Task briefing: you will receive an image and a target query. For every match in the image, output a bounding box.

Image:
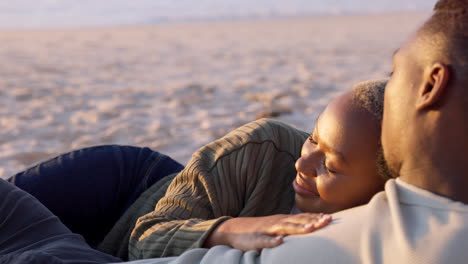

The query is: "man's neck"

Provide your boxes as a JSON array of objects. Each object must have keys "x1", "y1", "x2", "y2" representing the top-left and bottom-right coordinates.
[
  {"x1": 399, "y1": 160, "x2": 468, "y2": 204},
  {"x1": 400, "y1": 112, "x2": 468, "y2": 204}
]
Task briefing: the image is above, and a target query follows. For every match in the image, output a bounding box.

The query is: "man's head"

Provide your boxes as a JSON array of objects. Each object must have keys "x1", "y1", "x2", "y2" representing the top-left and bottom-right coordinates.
[{"x1": 382, "y1": 0, "x2": 468, "y2": 195}]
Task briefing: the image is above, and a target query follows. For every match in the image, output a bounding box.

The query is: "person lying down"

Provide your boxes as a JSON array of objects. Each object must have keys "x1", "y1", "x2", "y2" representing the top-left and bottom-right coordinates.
[
  {"x1": 99, "y1": 79, "x2": 392, "y2": 260},
  {"x1": 3, "y1": 80, "x2": 391, "y2": 263}
]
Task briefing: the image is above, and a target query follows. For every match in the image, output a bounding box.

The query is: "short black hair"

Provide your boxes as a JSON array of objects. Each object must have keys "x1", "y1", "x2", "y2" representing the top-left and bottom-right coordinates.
[
  {"x1": 419, "y1": 0, "x2": 468, "y2": 69},
  {"x1": 434, "y1": 0, "x2": 468, "y2": 11}
]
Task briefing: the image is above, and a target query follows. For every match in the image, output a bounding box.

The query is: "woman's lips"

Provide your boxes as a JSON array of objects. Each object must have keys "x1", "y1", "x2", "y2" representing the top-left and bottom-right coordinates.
[{"x1": 293, "y1": 175, "x2": 320, "y2": 197}]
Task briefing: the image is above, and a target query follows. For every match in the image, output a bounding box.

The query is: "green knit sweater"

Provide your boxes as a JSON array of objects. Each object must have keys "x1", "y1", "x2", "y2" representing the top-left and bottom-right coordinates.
[{"x1": 98, "y1": 119, "x2": 309, "y2": 260}]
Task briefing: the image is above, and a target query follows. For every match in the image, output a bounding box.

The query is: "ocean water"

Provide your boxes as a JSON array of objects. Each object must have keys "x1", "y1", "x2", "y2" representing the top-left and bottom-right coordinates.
[{"x1": 0, "y1": 0, "x2": 436, "y2": 29}]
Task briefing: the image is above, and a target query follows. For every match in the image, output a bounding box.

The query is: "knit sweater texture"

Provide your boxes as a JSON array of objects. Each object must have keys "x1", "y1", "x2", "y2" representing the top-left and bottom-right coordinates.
[{"x1": 98, "y1": 119, "x2": 309, "y2": 260}]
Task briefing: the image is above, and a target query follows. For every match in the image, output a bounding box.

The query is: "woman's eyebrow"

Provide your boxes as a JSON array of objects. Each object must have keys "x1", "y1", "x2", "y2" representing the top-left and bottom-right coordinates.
[
  {"x1": 314, "y1": 117, "x2": 348, "y2": 165},
  {"x1": 321, "y1": 139, "x2": 348, "y2": 165}
]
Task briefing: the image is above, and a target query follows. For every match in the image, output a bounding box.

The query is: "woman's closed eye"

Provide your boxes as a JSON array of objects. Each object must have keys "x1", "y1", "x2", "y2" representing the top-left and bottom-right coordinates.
[
  {"x1": 323, "y1": 160, "x2": 337, "y2": 174},
  {"x1": 308, "y1": 135, "x2": 318, "y2": 145}
]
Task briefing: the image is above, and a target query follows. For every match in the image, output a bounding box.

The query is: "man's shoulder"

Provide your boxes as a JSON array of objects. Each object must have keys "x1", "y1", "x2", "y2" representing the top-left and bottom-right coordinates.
[
  {"x1": 260, "y1": 179, "x2": 468, "y2": 263},
  {"x1": 260, "y1": 200, "x2": 376, "y2": 264}
]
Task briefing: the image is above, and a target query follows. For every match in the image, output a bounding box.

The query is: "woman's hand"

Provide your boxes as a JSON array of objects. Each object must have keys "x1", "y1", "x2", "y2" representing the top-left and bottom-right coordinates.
[{"x1": 203, "y1": 213, "x2": 332, "y2": 251}]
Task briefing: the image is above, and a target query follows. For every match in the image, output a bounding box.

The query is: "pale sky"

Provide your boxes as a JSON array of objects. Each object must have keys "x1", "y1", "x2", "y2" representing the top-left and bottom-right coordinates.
[{"x1": 0, "y1": 0, "x2": 437, "y2": 28}]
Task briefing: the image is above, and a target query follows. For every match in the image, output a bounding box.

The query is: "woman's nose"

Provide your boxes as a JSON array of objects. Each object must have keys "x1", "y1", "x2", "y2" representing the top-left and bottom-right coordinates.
[{"x1": 295, "y1": 149, "x2": 319, "y2": 177}]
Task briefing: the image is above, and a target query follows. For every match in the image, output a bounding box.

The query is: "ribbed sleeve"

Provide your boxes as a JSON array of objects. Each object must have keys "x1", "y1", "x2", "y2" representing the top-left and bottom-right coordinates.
[
  {"x1": 98, "y1": 175, "x2": 177, "y2": 259},
  {"x1": 109, "y1": 119, "x2": 308, "y2": 260}
]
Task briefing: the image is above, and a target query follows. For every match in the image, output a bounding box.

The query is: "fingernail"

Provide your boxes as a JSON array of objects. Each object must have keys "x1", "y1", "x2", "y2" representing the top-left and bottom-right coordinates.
[
  {"x1": 272, "y1": 236, "x2": 283, "y2": 242},
  {"x1": 320, "y1": 214, "x2": 332, "y2": 221},
  {"x1": 313, "y1": 215, "x2": 332, "y2": 227},
  {"x1": 304, "y1": 223, "x2": 314, "y2": 229}
]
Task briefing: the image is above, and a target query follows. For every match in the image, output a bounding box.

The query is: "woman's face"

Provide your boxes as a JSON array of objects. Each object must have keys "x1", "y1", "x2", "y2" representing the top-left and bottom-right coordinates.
[{"x1": 293, "y1": 92, "x2": 386, "y2": 214}]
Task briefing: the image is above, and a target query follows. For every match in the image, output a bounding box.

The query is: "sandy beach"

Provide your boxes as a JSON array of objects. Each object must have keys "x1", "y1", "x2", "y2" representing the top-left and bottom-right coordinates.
[{"x1": 0, "y1": 12, "x2": 429, "y2": 178}]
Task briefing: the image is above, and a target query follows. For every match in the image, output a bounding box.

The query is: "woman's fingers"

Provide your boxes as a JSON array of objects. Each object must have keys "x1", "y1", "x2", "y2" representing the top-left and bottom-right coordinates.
[
  {"x1": 267, "y1": 214, "x2": 332, "y2": 235},
  {"x1": 211, "y1": 214, "x2": 332, "y2": 252},
  {"x1": 252, "y1": 234, "x2": 284, "y2": 251},
  {"x1": 304, "y1": 214, "x2": 332, "y2": 231},
  {"x1": 229, "y1": 233, "x2": 284, "y2": 252}
]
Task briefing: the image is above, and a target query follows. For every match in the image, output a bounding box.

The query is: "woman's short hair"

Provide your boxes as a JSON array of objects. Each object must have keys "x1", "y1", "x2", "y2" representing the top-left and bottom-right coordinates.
[
  {"x1": 351, "y1": 79, "x2": 394, "y2": 180},
  {"x1": 351, "y1": 79, "x2": 387, "y2": 124}
]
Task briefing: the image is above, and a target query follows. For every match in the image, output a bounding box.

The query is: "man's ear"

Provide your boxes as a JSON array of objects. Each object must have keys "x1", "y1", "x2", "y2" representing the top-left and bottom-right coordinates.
[{"x1": 416, "y1": 63, "x2": 450, "y2": 110}]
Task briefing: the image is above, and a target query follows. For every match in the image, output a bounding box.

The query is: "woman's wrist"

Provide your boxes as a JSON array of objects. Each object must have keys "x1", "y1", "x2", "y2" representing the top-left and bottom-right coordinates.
[{"x1": 203, "y1": 218, "x2": 234, "y2": 248}]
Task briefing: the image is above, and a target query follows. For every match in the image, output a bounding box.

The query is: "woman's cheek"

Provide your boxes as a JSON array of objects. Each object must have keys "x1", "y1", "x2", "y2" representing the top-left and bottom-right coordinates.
[
  {"x1": 315, "y1": 177, "x2": 334, "y2": 201},
  {"x1": 317, "y1": 174, "x2": 347, "y2": 203}
]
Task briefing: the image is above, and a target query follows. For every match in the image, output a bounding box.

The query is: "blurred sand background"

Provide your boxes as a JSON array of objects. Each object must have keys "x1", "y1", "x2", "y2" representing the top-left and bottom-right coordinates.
[{"x1": 0, "y1": 13, "x2": 430, "y2": 178}]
